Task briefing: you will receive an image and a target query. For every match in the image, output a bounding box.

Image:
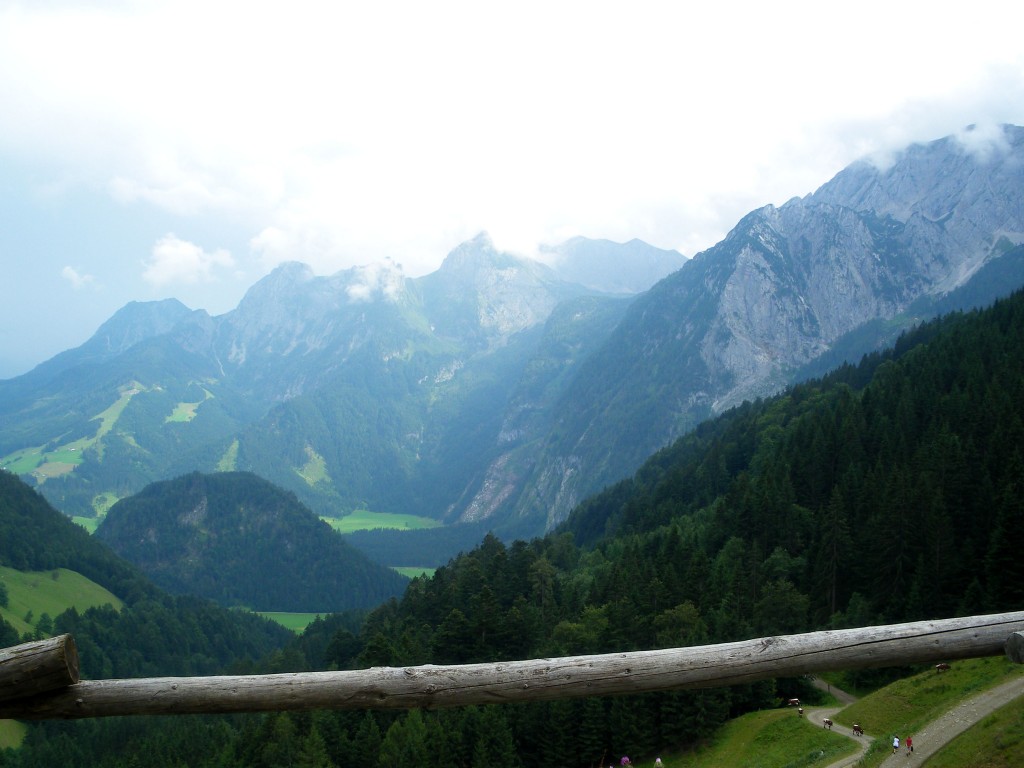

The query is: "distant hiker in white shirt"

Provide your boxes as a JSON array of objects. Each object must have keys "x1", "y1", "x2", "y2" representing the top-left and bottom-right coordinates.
[{"x1": 893, "y1": 736, "x2": 900, "y2": 754}]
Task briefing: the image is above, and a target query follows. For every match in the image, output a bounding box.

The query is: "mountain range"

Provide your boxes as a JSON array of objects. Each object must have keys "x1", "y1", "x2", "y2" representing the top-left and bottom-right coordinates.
[{"x1": 2, "y1": 124, "x2": 1023, "y2": 550}]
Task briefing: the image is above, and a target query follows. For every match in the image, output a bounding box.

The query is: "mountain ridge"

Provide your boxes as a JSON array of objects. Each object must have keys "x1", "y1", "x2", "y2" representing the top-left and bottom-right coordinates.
[{"x1": 3, "y1": 126, "x2": 1024, "y2": 544}]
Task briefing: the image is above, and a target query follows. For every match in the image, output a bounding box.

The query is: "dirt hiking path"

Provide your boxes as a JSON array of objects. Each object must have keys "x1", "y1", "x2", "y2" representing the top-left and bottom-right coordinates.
[
  {"x1": 803, "y1": 674, "x2": 1024, "y2": 768},
  {"x1": 801, "y1": 678, "x2": 869, "y2": 768},
  {"x1": 875, "y1": 675, "x2": 1024, "y2": 766}
]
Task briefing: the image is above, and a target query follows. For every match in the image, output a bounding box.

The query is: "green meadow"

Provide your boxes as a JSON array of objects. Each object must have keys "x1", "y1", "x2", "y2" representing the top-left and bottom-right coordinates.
[
  {"x1": 296, "y1": 446, "x2": 330, "y2": 486},
  {"x1": 666, "y1": 706, "x2": 856, "y2": 768},
  {"x1": 0, "y1": 567, "x2": 123, "y2": 750},
  {"x1": 0, "y1": 719, "x2": 27, "y2": 750},
  {"x1": 0, "y1": 383, "x2": 142, "y2": 479},
  {"x1": 72, "y1": 516, "x2": 100, "y2": 533},
  {"x1": 165, "y1": 388, "x2": 212, "y2": 423},
  {"x1": 655, "y1": 657, "x2": 1024, "y2": 768},
  {"x1": 0, "y1": 565, "x2": 123, "y2": 637},
  {"x1": 217, "y1": 439, "x2": 240, "y2": 471},
  {"x1": 393, "y1": 566, "x2": 436, "y2": 579},
  {"x1": 257, "y1": 612, "x2": 325, "y2": 632},
  {"x1": 321, "y1": 509, "x2": 442, "y2": 534},
  {"x1": 834, "y1": 657, "x2": 1024, "y2": 767}
]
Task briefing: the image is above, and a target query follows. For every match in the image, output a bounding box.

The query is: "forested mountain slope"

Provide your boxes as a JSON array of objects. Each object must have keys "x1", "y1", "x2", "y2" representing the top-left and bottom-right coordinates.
[
  {"x1": 96, "y1": 471, "x2": 410, "y2": 612},
  {"x1": 324, "y1": 290, "x2": 1024, "y2": 766},
  {"x1": 0, "y1": 470, "x2": 292, "y2": 679},
  {"x1": 3, "y1": 128, "x2": 1023, "y2": 550},
  {"x1": 5, "y1": 289, "x2": 1024, "y2": 768}
]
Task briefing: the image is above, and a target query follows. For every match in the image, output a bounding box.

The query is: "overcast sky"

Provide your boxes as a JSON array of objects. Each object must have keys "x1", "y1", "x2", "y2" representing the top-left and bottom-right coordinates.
[{"x1": 2, "y1": 0, "x2": 1024, "y2": 378}]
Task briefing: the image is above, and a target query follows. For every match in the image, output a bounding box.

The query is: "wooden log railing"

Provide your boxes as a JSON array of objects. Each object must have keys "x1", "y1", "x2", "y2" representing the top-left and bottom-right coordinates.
[
  {"x1": 0, "y1": 634, "x2": 79, "y2": 703},
  {"x1": 1, "y1": 612, "x2": 1022, "y2": 720}
]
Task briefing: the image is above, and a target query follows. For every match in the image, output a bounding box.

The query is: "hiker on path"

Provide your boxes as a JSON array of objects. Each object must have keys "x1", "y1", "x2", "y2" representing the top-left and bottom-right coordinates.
[
  {"x1": 906, "y1": 735, "x2": 913, "y2": 754},
  {"x1": 893, "y1": 736, "x2": 900, "y2": 754}
]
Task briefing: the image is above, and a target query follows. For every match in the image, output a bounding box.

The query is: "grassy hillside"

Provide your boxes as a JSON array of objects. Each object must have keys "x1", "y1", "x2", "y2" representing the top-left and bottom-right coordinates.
[
  {"x1": 926, "y1": 695, "x2": 1024, "y2": 768},
  {"x1": 656, "y1": 657, "x2": 1024, "y2": 767},
  {"x1": 0, "y1": 564, "x2": 123, "y2": 636},
  {"x1": 836, "y1": 657, "x2": 1024, "y2": 767},
  {"x1": 666, "y1": 707, "x2": 856, "y2": 767}
]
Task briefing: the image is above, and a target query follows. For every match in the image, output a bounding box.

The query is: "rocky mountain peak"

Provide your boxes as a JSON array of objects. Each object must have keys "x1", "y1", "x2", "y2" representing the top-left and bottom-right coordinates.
[{"x1": 92, "y1": 299, "x2": 195, "y2": 351}]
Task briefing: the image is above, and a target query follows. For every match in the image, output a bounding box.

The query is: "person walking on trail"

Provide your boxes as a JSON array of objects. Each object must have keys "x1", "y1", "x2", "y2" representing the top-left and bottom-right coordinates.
[
  {"x1": 906, "y1": 735, "x2": 913, "y2": 754},
  {"x1": 893, "y1": 736, "x2": 900, "y2": 754}
]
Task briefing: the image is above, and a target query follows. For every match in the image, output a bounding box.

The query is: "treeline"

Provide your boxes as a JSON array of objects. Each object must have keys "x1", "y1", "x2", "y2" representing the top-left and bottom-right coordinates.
[
  {"x1": 345, "y1": 520, "x2": 498, "y2": 568},
  {"x1": 6, "y1": 290, "x2": 1024, "y2": 767}
]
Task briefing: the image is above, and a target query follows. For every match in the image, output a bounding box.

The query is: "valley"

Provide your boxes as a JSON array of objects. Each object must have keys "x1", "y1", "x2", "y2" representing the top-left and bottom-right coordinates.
[{"x1": 2, "y1": 125, "x2": 1024, "y2": 767}]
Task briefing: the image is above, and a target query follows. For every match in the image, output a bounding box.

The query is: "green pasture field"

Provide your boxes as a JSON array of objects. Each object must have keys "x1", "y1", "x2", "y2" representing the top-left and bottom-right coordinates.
[
  {"x1": 0, "y1": 383, "x2": 142, "y2": 479},
  {"x1": 72, "y1": 516, "x2": 100, "y2": 534},
  {"x1": 321, "y1": 509, "x2": 442, "y2": 534},
  {"x1": 665, "y1": 705, "x2": 856, "y2": 767},
  {"x1": 296, "y1": 446, "x2": 330, "y2": 486},
  {"x1": 0, "y1": 565, "x2": 123, "y2": 637},
  {"x1": 648, "y1": 657, "x2": 1024, "y2": 768},
  {"x1": 835, "y1": 656, "x2": 1024, "y2": 767},
  {"x1": 257, "y1": 612, "x2": 325, "y2": 632},
  {"x1": 393, "y1": 567, "x2": 436, "y2": 579},
  {"x1": 165, "y1": 401, "x2": 201, "y2": 422},
  {"x1": 0, "y1": 719, "x2": 27, "y2": 750},
  {"x1": 217, "y1": 439, "x2": 239, "y2": 471},
  {"x1": 72, "y1": 492, "x2": 118, "y2": 534},
  {"x1": 165, "y1": 387, "x2": 212, "y2": 423},
  {"x1": 1, "y1": 445, "x2": 45, "y2": 474}
]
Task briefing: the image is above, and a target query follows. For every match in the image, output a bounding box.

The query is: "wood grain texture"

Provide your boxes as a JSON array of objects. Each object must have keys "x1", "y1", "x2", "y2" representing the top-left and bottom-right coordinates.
[
  {"x1": 0, "y1": 634, "x2": 79, "y2": 703},
  {"x1": 2, "y1": 612, "x2": 1022, "y2": 720}
]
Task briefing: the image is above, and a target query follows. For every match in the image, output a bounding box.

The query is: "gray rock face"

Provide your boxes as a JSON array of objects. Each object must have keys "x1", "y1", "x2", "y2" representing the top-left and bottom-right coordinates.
[
  {"x1": 487, "y1": 124, "x2": 1024, "y2": 530},
  {"x1": 6, "y1": 126, "x2": 1024, "y2": 541}
]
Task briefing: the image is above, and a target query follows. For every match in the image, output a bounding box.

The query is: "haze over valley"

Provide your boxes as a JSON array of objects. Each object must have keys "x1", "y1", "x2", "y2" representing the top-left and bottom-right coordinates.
[{"x1": 3, "y1": 4, "x2": 1024, "y2": 764}]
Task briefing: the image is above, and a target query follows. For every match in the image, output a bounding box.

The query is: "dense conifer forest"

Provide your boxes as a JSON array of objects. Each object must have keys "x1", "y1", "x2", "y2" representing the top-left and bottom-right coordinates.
[
  {"x1": 96, "y1": 471, "x2": 409, "y2": 612},
  {"x1": 4, "y1": 291, "x2": 1024, "y2": 767}
]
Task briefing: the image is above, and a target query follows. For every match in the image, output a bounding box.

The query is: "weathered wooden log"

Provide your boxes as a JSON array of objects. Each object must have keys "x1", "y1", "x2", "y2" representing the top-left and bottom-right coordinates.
[
  {"x1": 0, "y1": 634, "x2": 79, "y2": 703},
  {"x1": 2, "y1": 612, "x2": 1022, "y2": 720},
  {"x1": 1006, "y1": 631, "x2": 1024, "y2": 664}
]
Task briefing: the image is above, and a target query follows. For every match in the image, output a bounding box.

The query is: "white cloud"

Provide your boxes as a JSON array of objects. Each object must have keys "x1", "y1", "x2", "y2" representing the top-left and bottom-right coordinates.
[
  {"x1": 345, "y1": 261, "x2": 404, "y2": 303},
  {"x1": 61, "y1": 266, "x2": 96, "y2": 289},
  {"x1": 954, "y1": 122, "x2": 1012, "y2": 162},
  {"x1": 1, "y1": 1, "x2": 1023, "y2": 275},
  {"x1": 142, "y1": 234, "x2": 234, "y2": 287}
]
